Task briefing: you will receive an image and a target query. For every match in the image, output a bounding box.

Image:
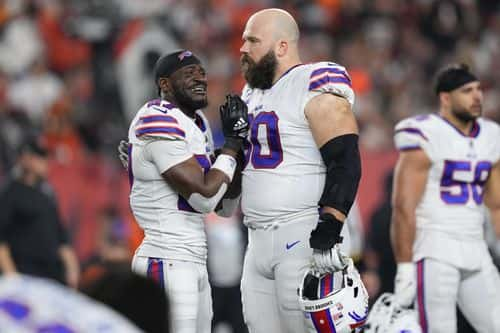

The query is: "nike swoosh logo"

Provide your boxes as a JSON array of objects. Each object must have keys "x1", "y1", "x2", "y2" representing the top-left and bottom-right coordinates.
[{"x1": 286, "y1": 240, "x2": 300, "y2": 250}]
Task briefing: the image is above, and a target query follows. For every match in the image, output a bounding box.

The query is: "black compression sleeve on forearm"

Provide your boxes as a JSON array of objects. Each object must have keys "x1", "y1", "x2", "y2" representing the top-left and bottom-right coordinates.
[{"x1": 319, "y1": 134, "x2": 361, "y2": 215}]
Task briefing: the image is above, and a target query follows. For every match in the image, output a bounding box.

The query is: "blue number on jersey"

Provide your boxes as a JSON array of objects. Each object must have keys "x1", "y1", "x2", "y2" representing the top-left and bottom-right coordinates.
[
  {"x1": 245, "y1": 112, "x2": 283, "y2": 169},
  {"x1": 440, "y1": 160, "x2": 492, "y2": 204}
]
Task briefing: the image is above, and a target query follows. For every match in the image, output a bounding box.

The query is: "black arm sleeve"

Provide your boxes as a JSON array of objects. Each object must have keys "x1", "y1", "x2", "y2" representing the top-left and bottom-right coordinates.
[{"x1": 318, "y1": 134, "x2": 361, "y2": 215}]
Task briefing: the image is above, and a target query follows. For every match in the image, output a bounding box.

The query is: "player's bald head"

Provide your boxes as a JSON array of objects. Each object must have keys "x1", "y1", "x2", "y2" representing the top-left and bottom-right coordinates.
[
  {"x1": 241, "y1": 8, "x2": 302, "y2": 88},
  {"x1": 246, "y1": 8, "x2": 299, "y2": 44}
]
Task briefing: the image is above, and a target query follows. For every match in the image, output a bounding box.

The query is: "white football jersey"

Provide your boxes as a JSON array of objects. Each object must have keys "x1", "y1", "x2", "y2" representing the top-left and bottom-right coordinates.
[
  {"x1": 394, "y1": 114, "x2": 500, "y2": 267},
  {"x1": 128, "y1": 99, "x2": 215, "y2": 263},
  {"x1": 240, "y1": 62, "x2": 355, "y2": 225}
]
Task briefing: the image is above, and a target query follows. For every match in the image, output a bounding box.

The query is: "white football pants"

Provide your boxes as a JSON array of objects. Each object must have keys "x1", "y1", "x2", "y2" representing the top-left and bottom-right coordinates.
[
  {"x1": 241, "y1": 216, "x2": 350, "y2": 333},
  {"x1": 415, "y1": 253, "x2": 500, "y2": 333},
  {"x1": 132, "y1": 255, "x2": 212, "y2": 333}
]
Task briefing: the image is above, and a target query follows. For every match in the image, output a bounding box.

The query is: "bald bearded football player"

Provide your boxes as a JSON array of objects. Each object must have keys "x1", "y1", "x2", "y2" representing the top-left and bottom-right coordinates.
[{"x1": 238, "y1": 8, "x2": 364, "y2": 333}]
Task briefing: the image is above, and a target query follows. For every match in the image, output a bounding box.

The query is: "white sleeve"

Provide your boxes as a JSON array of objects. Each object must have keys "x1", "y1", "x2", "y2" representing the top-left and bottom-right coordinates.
[
  {"x1": 145, "y1": 139, "x2": 192, "y2": 174},
  {"x1": 187, "y1": 154, "x2": 237, "y2": 213},
  {"x1": 187, "y1": 184, "x2": 228, "y2": 214},
  {"x1": 393, "y1": 118, "x2": 434, "y2": 160},
  {"x1": 305, "y1": 63, "x2": 355, "y2": 108}
]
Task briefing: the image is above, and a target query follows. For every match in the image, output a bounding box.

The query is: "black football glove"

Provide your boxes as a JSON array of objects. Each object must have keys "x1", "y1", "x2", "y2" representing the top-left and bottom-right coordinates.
[
  {"x1": 219, "y1": 94, "x2": 249, "y2": 152},
  {"x1": 309, "y1": 213, "x2": 344, "y2": 250}
]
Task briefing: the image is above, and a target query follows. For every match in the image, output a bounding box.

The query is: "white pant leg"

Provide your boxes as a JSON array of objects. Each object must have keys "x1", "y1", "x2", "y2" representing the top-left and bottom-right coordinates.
[
  {"x1": 196, "y1": 264, "x2": 213, "y2": 333},
  {"x1": 131, "y1": 255, "x2": 212, "y2": 333},
  {"x1": 241, "y1": 229, "x2": 282, "y2": 333},
  {"x1": 416, "y1": 258, "x2": 460, "y2": 333},
  {"x1": 242, "y1": 217, "x2": 352, "y2": 333},
  {"x1": 457, "y1": 251, "x2": 500, "y2": 333},
  {"x1": 274, "y1": 219, "x2": 315, "y2": 333}
]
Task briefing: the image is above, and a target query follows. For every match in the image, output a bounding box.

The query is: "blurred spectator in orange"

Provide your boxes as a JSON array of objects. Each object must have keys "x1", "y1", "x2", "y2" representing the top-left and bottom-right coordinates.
[
  {"x1": 43, "y1": 93, "x2": 85, "y2": 165},
  {"x1": 36, "y1": 0, "x2": 91, "y2": 73}
]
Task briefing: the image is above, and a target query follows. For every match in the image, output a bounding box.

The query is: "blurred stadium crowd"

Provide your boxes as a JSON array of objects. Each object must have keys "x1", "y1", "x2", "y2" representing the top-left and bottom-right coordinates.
[{"x1": 0, "y1": 0, "x2": 499, "y2": 330}]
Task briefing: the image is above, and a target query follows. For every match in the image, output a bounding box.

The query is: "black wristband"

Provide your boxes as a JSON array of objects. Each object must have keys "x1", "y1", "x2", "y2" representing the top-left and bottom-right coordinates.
[{"x1": 309, "y1": 212, "x2": 344, "y2": 250}]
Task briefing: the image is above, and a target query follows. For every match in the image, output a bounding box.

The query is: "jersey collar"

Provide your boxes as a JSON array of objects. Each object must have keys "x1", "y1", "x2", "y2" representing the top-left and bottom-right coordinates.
[
  {"x1": 437, "y1": 115, "x2": 481, "y2": 138},
  {"x1": 270, "y1": 63, "x2": 304, "y2": 89}
]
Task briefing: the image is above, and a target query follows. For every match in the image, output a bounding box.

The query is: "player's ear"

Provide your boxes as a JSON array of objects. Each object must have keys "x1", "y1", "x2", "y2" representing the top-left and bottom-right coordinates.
[
  {"x1": 439, "y1": 92, "x2": 450, "y2": 107},
  {"x1": 276, "y1": 39, "x2": 288, "y2": 58},
  {"x1": 158, "y1": 77, "x2": 171, "y2": 94}
]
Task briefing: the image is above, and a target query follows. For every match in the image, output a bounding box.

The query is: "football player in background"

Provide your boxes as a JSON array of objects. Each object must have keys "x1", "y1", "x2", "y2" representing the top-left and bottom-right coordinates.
[
  {"x1": 126, "y1": 50, "x2": 248, "y2": 333},
  {"x1": 238, "y1": 8, "x2": 363, "y2": 332},
  {"x1": 391, "y1": 64, "x2": 500, "y2": 332}
]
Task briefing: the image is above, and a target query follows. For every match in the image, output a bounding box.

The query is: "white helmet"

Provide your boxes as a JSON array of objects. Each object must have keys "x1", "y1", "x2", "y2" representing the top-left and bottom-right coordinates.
[
  {"x1": 364, "y1": 293, "x2": 422, "y2": 333},
  {"x1": 298, "y1": 260, "x2": 369, "y2": 333}
]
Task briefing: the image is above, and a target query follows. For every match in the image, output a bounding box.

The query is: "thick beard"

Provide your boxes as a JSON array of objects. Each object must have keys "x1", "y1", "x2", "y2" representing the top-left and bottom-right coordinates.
[
  {"x1": 241, "y1": 50, "x2": 278, "y2": 90},
  {"x1": 172, "y1": 85, "x2": 208, "y2": 112},
  {"x1": 451, "y1": 105, "x2": 480, "y2": 123}
]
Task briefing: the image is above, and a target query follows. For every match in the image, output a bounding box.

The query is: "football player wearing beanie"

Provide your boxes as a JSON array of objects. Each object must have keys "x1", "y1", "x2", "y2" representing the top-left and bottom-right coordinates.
[{"x1": 120, "y1": 50, "x2": 248, "y2": 333}]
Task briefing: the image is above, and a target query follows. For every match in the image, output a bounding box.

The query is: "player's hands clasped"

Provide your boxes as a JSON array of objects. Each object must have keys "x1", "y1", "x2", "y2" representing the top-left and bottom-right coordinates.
[
  {"x1": 394, "y1": 262, "x2": 417, "y2": 308},
  {"x1": 118, "y1": 140, "x2": 129, "y2": 169},
  {"x1": 219, "y1": 94, "x2": 249, "y2": 151}
]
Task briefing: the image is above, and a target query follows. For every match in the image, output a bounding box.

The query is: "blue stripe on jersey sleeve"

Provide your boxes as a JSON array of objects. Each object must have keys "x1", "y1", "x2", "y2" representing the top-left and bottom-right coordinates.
[
  {"x1": 310, "y1": 67, "x2": 351, "y2": 82},
  {"x1": 395, "y1": 127, "x2": 428, "y2": 141},
  {"x1": 309, "y1": 76, "x2": 352, "y2": 90},
  {"x1": 136, "y1": 127, "x2": 186, "y2": 138},
  {"x1": 140, "y1": 115, "x2": 178, "y2": 124}
]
